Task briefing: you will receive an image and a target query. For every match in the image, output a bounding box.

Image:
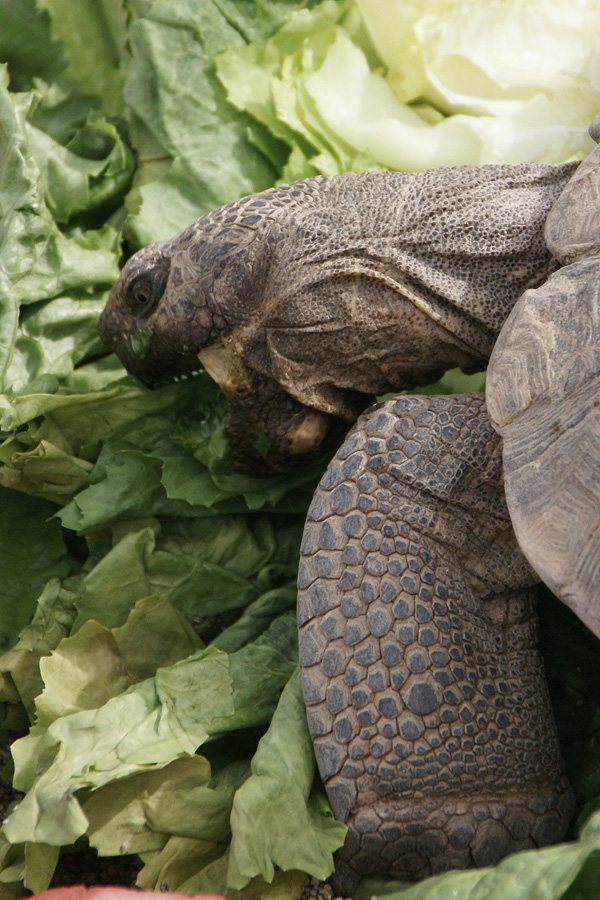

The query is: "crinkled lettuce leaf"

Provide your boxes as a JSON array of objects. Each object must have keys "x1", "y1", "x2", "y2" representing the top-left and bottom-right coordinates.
[
  {"x1": 0, "y1": 365, "x2": 328, "y2": 513},
  {"x1": 122, "y1": 0, "x2": 283, "y2": 247},
  {"x1": 0, "y1": 67, "x2": 127, "y2": 395},
  {"x1": 0, "y1": 513, "x2": 302, "y2": 718},
  {"x1": 3, "y1": 609, "x2": 297, "y2": 845}
]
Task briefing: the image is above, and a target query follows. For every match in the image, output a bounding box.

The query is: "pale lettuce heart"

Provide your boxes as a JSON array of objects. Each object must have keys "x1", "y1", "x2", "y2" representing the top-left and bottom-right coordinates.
[{"x1": 357, "y1": 0, "x2": 600, "y2": 163}]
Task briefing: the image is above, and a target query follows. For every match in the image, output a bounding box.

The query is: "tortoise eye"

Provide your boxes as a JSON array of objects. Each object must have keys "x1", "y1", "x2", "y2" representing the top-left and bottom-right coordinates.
[
  {"x1": 127, "y1": 269, "x2": 167, "y2": 318},
  {"x1": 132, "y1": 280, "x2": 152, "y2": 305}
]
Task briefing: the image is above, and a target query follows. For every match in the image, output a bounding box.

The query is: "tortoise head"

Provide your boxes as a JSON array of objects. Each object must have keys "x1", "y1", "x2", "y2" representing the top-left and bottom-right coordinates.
[{"x1": 99, "y1": 209, "x2": 269, "y2": 386}]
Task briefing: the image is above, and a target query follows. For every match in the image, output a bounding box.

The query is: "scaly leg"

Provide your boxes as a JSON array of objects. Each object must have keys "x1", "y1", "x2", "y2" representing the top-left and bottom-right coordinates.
[{"x1": 298, "y1": 394, "x2": 573, "y2": 890}]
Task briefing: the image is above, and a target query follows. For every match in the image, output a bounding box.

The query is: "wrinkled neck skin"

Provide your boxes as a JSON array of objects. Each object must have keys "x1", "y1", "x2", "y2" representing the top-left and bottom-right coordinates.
[{"x1": 99, "y1": 162, "x2": 576, "y2": 473}]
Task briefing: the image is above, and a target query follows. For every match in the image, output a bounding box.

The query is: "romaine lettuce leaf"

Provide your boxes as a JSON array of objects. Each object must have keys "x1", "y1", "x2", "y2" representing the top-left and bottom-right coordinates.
[
  {"x1": 37, "y1": 0, "x2": 127, "y2": 116},
  {"x1": 0, "y1": 0, "x2": 65, "y2": 91},
  {"x1": 3, "y1": 611, "x2": 298, "y2": 848},
  {"x1": 228, "y1": 669, "x2": 347, "y2": 888},
  {"x1": 0, "y1": 488, "x2": 71, "y2": 652},
  {"x1": 0, "y1": 68, "x2": 124, "y2": 394},
  {"x1": 122, "y1": 0, "x2": 282, "y2": 246}
]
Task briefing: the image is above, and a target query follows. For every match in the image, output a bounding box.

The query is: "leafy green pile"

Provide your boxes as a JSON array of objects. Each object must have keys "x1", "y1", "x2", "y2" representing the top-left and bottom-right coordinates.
[{"x1": 1, "y1": 2, "x2": 600, "y2": 900}]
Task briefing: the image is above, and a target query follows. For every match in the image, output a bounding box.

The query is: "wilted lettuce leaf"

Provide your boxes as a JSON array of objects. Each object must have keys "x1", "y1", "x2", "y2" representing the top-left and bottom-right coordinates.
[
  {"x1": 0, "y1": 578, "x2": 79, "y2": 722},
  {"x1": 83, "y1": 755, "x2": 216, "y2": 857},
  {"x1": 228, "y1": 669, "x2": 347, "y2": 888},
  {"x1": 3, "y1": 610, "x2": 298, "y2": 848},
  {"x1": 5, "y1": 644, "x2": 231, "y2": 844},
  {"x1": 70, "y1": 514, "x2": 302, "y2": 631},
  {"x1": 0, "y1": 513, "x2": 301, "y2": 725}
]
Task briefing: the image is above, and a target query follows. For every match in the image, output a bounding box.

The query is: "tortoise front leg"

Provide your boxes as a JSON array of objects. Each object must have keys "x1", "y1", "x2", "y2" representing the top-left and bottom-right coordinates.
[{"x1": 297, "y1": 393, "x2": 574, "y2": 890}]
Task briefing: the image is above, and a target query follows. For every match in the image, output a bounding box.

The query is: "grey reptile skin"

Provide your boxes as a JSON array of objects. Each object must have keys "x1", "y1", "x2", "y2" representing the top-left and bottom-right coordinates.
[{"x1": 99, "y1": 125, "x2": 600, "y2": 885}]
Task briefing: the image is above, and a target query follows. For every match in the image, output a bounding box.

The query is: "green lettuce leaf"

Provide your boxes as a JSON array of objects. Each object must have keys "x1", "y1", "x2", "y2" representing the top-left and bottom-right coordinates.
[
  {"x1": 0, "y1": 488, "x2": 71, "y2": 652},
  {"x1": 26, "y1": 111, "x2": 134, "y2": 225},
  {"x1": 70, "y1": 515, "x2": 301, "y2": 631},
  {"x1": 37, "y1": 0, "x2": 127, "y2": 116},
  {"x1": 0, "y1": 578, "x2": 88, "y2": 722},
  {"x1": 0, "y1": 0, "x2": 65, "y2": 91},
  {"x1": 3, "y1": 610, "x2": 297, "y2": 850},
  {"x1": 0, "y1": 512, "x2": 301, "y2": 728},
  {"x1": 122, "y1": 0, "x2": 282, "y2": 247},
  {"x1": 83, "y1": 756, "x2": 248, "y2": 860},
  {"x1": 228, "y1": 669, "x2": 347, "y2": 888},
  {"x1": 0, "y1": 68, "x2": 122, "y2": 394}
]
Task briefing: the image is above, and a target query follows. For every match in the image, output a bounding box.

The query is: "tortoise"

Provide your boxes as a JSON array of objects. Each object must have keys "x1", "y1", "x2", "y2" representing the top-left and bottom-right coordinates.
[{"x1": 98, "y1": 113, "x2": 600, "y2": 888}]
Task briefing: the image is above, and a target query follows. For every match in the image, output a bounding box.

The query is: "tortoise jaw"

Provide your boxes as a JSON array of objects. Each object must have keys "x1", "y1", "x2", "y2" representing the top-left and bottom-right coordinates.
[
  {"x1": 131, "y1": 348, "x2": 207, "y2": 387},
  {"x1": 99, "y1": 314, "x2": 205, "y2": 387}
]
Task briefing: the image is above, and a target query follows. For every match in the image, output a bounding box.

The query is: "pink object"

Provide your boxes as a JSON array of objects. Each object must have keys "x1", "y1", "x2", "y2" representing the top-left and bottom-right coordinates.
[{"x1": 31, "y1": 888, "x2": 226, "y2": 900}]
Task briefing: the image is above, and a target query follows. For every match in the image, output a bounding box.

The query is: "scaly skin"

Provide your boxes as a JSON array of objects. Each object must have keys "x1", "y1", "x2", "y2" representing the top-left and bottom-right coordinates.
[
  {"x1": 298, "y1": 394, "x2": 573, "y2": 889},
  {"x1": 99, "y1": 159, "x2": 580, "y2": 881}
]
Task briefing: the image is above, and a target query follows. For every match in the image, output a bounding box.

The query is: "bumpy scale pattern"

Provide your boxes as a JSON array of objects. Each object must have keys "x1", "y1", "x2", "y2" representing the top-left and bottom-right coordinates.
[{"x1": 297, "y1": 394, "x2": 573, "y2": 887}]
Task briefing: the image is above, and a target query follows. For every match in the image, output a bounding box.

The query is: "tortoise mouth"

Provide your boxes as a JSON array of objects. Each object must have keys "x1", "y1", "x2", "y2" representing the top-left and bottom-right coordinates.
[
  {"x1": 99, "y1": 303, "x2": 208, "y2": 387},
  {"x1": 127, "y1": 349, "x2": 206, "y2": 388}
]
